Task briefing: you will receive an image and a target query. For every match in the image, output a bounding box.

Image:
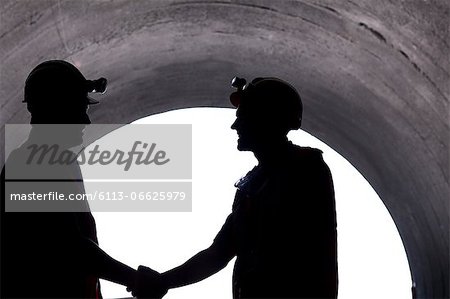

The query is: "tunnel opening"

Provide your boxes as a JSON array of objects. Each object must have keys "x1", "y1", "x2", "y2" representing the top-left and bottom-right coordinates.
[{"x1": 89, "y1": 107, "x2": 413, "y2": 298}]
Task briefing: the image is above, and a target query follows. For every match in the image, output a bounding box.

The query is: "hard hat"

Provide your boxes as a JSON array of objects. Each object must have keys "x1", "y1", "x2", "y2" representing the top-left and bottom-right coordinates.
[
  {"x1": 23, "y1": 60, "x2": 107, "y2": 106},
  {"x1": 230, "y1": 76, "x2": 303, "y2": 130}
]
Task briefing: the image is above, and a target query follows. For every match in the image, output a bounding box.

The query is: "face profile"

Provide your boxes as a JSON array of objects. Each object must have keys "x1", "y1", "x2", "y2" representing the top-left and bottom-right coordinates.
[
  {"x1": 23, "y1": 60, "x2": 105, "y2": 125},
  {"x1": 230, "y1": 77, "x2": 303, "y2": 153},
  {"x1": 231, "y1": 107, "x2": 267, "y2": 152}
]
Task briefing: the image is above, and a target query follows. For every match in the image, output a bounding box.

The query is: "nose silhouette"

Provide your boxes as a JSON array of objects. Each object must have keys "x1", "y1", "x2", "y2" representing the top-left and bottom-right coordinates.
[{"x1": 231, "y1": 118, "x2": 239, "y2": 130}]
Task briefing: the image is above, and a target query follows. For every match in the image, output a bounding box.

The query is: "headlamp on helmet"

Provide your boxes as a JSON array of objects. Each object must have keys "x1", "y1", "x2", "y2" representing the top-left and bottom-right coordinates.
[{"x1": 230, "y1": 76, "x2": 303, "y2": 130}]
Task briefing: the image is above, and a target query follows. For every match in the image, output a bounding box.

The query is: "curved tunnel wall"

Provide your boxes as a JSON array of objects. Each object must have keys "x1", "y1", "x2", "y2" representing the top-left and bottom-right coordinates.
[{"x1": 1, "y1": 1, "x2": 448, "y2": 297}]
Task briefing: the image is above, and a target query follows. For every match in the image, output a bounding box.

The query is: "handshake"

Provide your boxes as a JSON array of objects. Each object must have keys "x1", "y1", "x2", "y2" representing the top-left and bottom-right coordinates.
[{"x1": 128, "y1": 265, "x2": 169, "y2": 299}]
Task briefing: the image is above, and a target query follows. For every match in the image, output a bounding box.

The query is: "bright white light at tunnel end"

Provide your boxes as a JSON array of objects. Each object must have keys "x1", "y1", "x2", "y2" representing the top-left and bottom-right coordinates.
[{"x1": 93, "y1": 107, "x2": 412, "y2": 299}]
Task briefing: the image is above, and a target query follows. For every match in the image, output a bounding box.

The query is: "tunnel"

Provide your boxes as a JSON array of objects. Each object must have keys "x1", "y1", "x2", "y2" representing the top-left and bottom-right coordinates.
[{"x1": 0, "y1": 1, "x2": 448, "y2": 298}]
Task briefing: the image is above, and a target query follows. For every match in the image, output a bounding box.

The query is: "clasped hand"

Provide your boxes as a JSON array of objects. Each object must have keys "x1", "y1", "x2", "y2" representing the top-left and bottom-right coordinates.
[{"x1": 128, "y1": 265, "x2": 168, "y2": 299}]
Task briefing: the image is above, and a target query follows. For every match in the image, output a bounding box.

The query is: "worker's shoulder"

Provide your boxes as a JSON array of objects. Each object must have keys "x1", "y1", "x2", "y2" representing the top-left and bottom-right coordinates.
[
  {"x1": 290, "y1": 144, "x2": 325, "y2": 163},
  {"x1": 296, "y1": 145, "x2": 323, "y2": 155},
  {"x1": 285, "y1": 145, "x2": 332, "y2": 181}
]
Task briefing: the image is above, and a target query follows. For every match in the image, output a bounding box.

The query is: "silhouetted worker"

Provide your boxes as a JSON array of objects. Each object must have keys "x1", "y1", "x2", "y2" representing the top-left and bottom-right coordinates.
[
  {"x1": 132, "y1": 77, "x2": 338, "y2": 298},
  {"x1": 1, "y1": 60, "x2": 137, "y2": 298}
]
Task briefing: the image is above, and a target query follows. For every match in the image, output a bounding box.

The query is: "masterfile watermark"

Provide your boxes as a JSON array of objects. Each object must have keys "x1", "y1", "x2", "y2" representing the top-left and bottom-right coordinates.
[
  {"x1": 4, "y1": 124, "x2": 192, "y2": 212},
  {"x1": 26, "y1": 141, "x2": 170, "y2": 171}
]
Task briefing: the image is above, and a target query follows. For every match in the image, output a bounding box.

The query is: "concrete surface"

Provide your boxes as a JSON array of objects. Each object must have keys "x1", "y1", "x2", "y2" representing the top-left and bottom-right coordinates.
[{"x1": 0, "y1": 1, "x2": 448, "y2": 297}]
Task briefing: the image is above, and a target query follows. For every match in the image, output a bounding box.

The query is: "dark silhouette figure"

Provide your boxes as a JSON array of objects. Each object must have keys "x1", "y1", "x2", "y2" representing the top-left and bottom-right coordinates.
[
  {"x1": 1, "y1": 60, "x2": 136, "y2": 298},
  {"x1": 131, "y1": 77, "x2": 338, "y2": 298}
]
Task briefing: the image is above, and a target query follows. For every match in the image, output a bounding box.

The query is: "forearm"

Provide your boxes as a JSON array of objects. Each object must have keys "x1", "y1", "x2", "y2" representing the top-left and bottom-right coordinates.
[
  {"x1": 161, "y1": 246, "x2": 231, "y2": 289},
  {"x1": 82, "y1": 237, "x2": 136, "y2": 287}
]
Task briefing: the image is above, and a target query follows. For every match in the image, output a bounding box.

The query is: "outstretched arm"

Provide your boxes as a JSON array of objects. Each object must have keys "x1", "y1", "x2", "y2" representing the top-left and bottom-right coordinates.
[
  {"x1": 132, "y1": 242, "x2": 233, "y2": 298},
  {"x1": 161, "y1": 242, "x2": 233, "y2": 288},
  {"x1": 161, "y1": 212, "x2": 237, "y2": 289},
  {"x1": 133, "y1": 214, "x2": 236, "y2": 297},
  {"x1": 81, "y1": 237, "x2": 137, "y2": 288}
]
